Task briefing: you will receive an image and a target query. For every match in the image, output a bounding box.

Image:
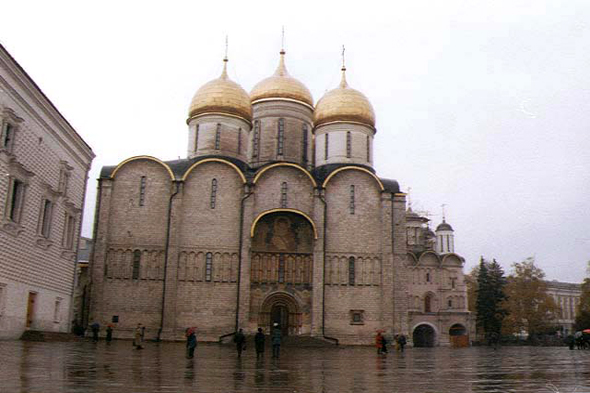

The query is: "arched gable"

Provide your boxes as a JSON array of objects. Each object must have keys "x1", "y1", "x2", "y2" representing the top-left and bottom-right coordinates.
[
  {"x1": 418, "y1": 251, "x2": 441, "y2": 267},
  {"x1": 253, "y1": 163, "x2": 317, "y2": 187},
  {"x1": 250, "y1": 208, "x2": 318, "y2": 239},
  {"x1": 181, "y1": 157, "x2": 247, "y2": 183},
  {"x1": 407, "y1": 252, "x2": 419, "y2": 266},
  {"x1": 442, "y1": 253, "x2": 464, "y2": 267},
  {"x1": 321, "y1": 166, "x2": 384, "y2": 190},
  {"x1": 111, "y1": 155, "x2": 174, "y2": 180}
]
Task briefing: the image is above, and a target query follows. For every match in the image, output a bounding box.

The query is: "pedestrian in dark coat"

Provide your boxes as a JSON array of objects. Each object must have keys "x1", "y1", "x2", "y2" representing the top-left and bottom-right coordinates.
[
  {"x1": 90, "y1": 322, "x2": 100, "y2": 342},
  {"x1": 397, "y1": 334, "x2": 407, "y2": 352},
  {"x1": 106, "y1": 324, "x2": 114, "y2": 343},
  {"x1": 271, "y1": 323, "x2": 282, "y2": 358},
  {"x1": 234, "y1": 328, "x2": 246, "y2": 358},
  {"x1": 186, "y1": 327, "x2": 197, "y2": 359},
  {"x1": 254, "y1": 328, "x2": 265, "y2": 359}
]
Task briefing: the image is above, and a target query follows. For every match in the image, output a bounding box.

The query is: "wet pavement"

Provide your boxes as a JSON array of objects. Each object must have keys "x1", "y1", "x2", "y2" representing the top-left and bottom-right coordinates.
[{"x1": 0, "y1": 340, "x2": 589, "y2": 393}]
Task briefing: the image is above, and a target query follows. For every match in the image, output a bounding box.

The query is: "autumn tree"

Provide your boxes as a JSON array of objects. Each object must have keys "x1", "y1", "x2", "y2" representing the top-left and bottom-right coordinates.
[
  {"x1": 475, "y1": 257, "x2": 507, "y2": 339},
  {"x1": 501, "y1": 257, "x2": 558, "y2": 339}
]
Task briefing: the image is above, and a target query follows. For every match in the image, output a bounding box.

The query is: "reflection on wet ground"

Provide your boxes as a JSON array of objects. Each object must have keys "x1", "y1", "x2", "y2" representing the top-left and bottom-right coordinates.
[{"x1": 0, "y1": 340, "x2": 588, "y2": 393}]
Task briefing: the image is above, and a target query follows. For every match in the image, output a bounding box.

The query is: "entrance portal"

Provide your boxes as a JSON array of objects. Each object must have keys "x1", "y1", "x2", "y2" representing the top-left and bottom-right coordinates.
[
  {"x1": 449, "y1": 323, "x2": 469, "y2": 348},
  {"x1": 413, "y1": 324, "x2": 436, "y2": 347},
  {"x1": 270, "y1": 304, "x2": 289, "y2": 336},
  {"x1": 260, "y1": 292, "x2": 301, "y2": 336}
]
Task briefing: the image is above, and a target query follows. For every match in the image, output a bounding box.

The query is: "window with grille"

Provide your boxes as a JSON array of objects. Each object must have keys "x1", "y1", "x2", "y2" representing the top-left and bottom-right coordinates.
[
  {"x1": 324, "y1": 133, "x2": 329, "y2": 160},
  {"x1": 132, "y1": 250, "x2": 141, "y2": 279},
  {"x1": 139, "y1": 176, "x2": 146, "y2": 206},
  {"x1": 210, "y1": 179, "x2": 217, "y2": 209},
  {"x1": 277, "y1": 118, "x2": 285, "y2": 156},
  {"x1": 280, "y1": 182, "x2": 288, "y2": 208},
  {"x1": 346, "y1": 131, "x2": 352, "y2": 158},
  {"x1": 348, "y1": 256, "x2": 355, "y2": 285},
  {"x1": 278, "y1": 255, "x2": 285, "y2": 283},
  {"x1": 215, "y1": 124, "x2": 221, "y2": 150},
  {"x1": 349, "y1": 185, "x2": 355, "y2": 215},
  {"x1": 302, "y1": 125, "x2": 308, "y2": 163},
  {"x1": 205, "y1": 252, "x2": 213, "y2": 282},
  {"x1": 252, "y1": 120, "x2": 260, "y2": 158},
  {"x1": 40, "y1": 199, "x2": 53, "y2": 238}
]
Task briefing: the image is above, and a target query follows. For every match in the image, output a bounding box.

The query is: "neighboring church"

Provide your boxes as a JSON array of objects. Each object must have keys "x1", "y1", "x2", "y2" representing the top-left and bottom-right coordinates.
[{"x1": 88, "y1": 47, "x2": 471, "y2": 346}]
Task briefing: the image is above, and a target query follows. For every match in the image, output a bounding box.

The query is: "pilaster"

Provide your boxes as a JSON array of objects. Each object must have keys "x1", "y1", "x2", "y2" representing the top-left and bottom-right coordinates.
[{"x1": 311, "y1": 187, "x2": 326, "y2": 336}]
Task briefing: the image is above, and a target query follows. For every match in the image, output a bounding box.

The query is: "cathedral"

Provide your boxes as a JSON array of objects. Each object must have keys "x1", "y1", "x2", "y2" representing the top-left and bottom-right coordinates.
[{"x1": 88, "y1": 47, "x2": 471, "y2": 346}]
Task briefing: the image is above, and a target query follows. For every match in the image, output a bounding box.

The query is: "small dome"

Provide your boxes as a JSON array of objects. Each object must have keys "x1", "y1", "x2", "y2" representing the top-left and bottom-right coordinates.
[
  {"x1": 250, "y1": 51, "x2": 313, "y2": 107},
  {"x1": 188, "y1": 59, "x2": 252, "y2": 122},
  {"x1": 314, "y1": 67, "x2": 375, "y2": 128},
  {"x1": 436, "y1": 221, "x2": 454, "y2": 232}
]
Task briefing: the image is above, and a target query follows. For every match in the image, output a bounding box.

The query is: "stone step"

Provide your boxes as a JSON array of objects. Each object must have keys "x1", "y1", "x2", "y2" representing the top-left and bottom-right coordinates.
[{"x1": 20, "y1": 331, "x2": 84, "y2": 342}]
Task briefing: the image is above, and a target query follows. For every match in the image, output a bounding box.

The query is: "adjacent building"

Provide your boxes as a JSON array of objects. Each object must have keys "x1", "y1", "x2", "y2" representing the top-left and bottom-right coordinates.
[
  {"x1": 88, "y1": 48, "x2": 470, "y2": 345},
  {"x1": 0, "y1": 44, "x2": 94, "y2": 339},
  {"x1": 546, "y1": 280, "x2": 582, "y2": 335}
]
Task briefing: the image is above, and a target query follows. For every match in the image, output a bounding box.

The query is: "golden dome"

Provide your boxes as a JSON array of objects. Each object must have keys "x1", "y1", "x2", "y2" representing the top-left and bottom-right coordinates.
[
  {"x1": 188, "y1": 59, "x2": 252, "y2": 123},
  {"x1": 314, "y1": 67, "x2": 375, "y2": 128},
  {"x1": 250, "y1": 51, "x2": 314, "y2": 107}
]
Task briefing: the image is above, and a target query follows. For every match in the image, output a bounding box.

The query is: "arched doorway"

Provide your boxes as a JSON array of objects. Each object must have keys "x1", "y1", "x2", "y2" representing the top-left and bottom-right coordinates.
[
  {"x1": 449, "y1": 323, "x2": 469, "y2": 348},
  {"x1": 260, "y1": 292, "x2": 302, "y2": 336},
  {"x1": 413, "y1": 324, "x2": 436, "y2": 347}
]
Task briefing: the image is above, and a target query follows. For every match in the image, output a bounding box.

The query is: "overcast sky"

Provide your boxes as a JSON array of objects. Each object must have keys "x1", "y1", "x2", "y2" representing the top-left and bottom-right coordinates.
[{"x1": 2, "y1": 0, "x2": 589, "y2": 282}]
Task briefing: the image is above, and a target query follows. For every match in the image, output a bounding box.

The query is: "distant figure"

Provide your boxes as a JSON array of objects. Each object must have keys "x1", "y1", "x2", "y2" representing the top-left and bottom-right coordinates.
[
  {"x1": 271, "y1": 323, "x2": 282, "y2": 358},
  {"x1": 234, "y1": 328, "x2": 246, "y2": 358},
  {"x1": 397, "y1": 334, "x2": 407, "y2": 352},
  {"x1": 254, "y1": 328, "x2": 266, "y2": 359},
  {"x1": 90, "y1": 322, "x2": 100, "y2": 342},
  {"x1": 186, "y1": 327, "x2": 197, "y2": 359},
  {"x1": 564, "y1": 334, "x2": 575, "y2": 350},
  {"x1": 134, "y1": 323, "x2": 144, "y2": 349},
  {"x1": 382, "y1": 335, "x2": 388, "y2": 353},
  {"x1": 488, "y1": 332, "x2": 500, "y2": 349},
  {"x1": 106, "y1": 324, "x2": 114, "y2": 343},
  {"x1": 375, "y1": 332, "x2": 384, "y2": 354}
]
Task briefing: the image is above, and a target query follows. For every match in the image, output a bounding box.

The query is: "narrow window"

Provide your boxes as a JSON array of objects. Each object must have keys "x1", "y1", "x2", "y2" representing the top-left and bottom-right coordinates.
[
  {"x1": 324, "y1": 133, "x2": 329, "y2": 160},
  {"x1": 451, "y1": 278, "x2": 456, "y2": 289},
  {"x1": 425, "y1": 294, "x2": 432, "y2": 313},
  {"x1": 448, "y1": 299, "x2": 453, "y2": 309},
  {"x1": 252, "y1": 120, "x2": 260, "y2": 158},
  {"x1": 426, "y1": 272, "x2": 431, "y2": 283},
  {"x1": 9, "y1": 179, "x2": 24, "y2": 222},
  {"x1": 210, "y1": 179, "x2": 217, "y2": 209},
  {"x1": 302, "y1": 124, "x2": 308, "y2": 164},
  {"x1": 132, "y1": 250, "x2": 141, "y2": 279},
  {"x1": 58, "y1": 170, "x2": 69, "y2": 195},
  {"x1": 53, "y1": 298, "x2": 62, "y2": 322},
  {"x1": 139, "y1": 176, "x2": 146, "y2": 206},
  {"x1": 346, "y1": 131, "x2": 352, "y2": 158},
  {"x1": 280, "y1": 182, "x2": 288, "y2": 208},
  {"x1": 277, "y1": 118, "x2": 285, "y2": 156},
  {"x1": 64, "y1": 214, "x2": 76, "y2": 249},
  {"x1": 278, "y1": 254, "x2": 285, "y2": 283},
  {"x1": 348, "y1": 256, "x2": 355, "y2": 285},
  {"x1": 215, "y1": 123, "x2": 221, "y2": 150},
  {"x1": 2, "y1": 123, "x2": 13, "y2": 150},
  {"x1": 349, "y1": 185, "x2": 355, "y2": 215},
  {"x1": 446, "y1": 236, "x2": 450, "y2": 252},
  {"x1": 40, "y1": 199, "x2": 53, "y2": 238},
  {"x1": 237, "y1": 128, "x2": 242, "y2": 154},
  {"x1": 205, "y1": 252, "x2": 213, "y2": 282},
  {"x1": 195, "y1": 124, "x2": 199, "y2": 152},
  {"x1": 366, "y1": 135, "x2": 370, "y2": 162}
]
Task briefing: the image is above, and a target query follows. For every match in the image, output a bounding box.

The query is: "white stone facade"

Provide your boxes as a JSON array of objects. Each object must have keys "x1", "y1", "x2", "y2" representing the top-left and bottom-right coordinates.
[
  {"x1": 546, "y1": 280, "x2": 582, "y2": 335},
  {"x1": 0, "y1": 44, "x2": 94, "y2": 339}
]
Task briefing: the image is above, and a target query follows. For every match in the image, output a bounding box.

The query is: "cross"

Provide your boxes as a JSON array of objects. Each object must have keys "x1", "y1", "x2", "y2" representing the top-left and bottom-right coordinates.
[
  {"x1": 441, "y1": 204, "x2": 447, "y2": 221},
  {"x1": 406, "y1": 186, "x2": 412, "y2": 209},
  {"x1": 281, "y1": 26, "x2": 285, "y2": 51},
  {"x1": 224, "y1": 36, "x2": 228, "y2": 61},
  {"x1": 341, "y1": 45, "x2": 346, "y2": 69}
]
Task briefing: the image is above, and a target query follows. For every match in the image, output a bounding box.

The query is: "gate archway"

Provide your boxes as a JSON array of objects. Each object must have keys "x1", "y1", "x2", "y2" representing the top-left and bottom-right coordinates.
[
  {"x1": 449, "y1": 323, "x2": 469, "y2": 348},
  {"x1": 259, "y1": 292, "x2": 302, "y2": 336},
  {"x1": 413, "y1": 324, "x2": 436, "y2": 347}
]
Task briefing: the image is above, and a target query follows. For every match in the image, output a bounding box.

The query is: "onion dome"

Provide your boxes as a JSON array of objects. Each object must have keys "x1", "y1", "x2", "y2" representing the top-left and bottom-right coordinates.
[
  {"x1": 436, "y1": 220, "x2": 454, "y2": 232},
  {"x1": 250, "y1": 50, "x2": 314, "y2": 107},
  {"x1": 314, "y1": 66, "x2": 375, "y2": 128},
  {"x1": 188, "y1": 58, "x2": 252, "y2": 123}
]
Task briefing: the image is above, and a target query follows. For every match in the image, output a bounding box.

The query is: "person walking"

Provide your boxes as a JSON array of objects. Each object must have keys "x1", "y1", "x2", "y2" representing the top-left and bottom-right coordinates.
[
  {"x1": 397, "y1": 334, "x2": 407, "y2": 352},
  {"x1": 186, "y1": 327, "x2": 197, "y2": 359},
  {"x1": 90, "y1": 322, "x2": 100, "y2": 343},
  {"x1": 133, "y1": 323, "x2": 144, "y2": 349},
  {"x1": 375, "y1": 332, "x2": 384, "y2": 354},
  {"x1": 234, "y1": 328, "x2": 246, "y2": 358},
  {"x1": 271, "y1": 323, "x2": 282, "y2": 359},
  {"x1": 254, "y1": 328, "x2": 266, "y2": 359},
  {"x1": 106, "y1": 324, "x2": 114, "y2": 343}
]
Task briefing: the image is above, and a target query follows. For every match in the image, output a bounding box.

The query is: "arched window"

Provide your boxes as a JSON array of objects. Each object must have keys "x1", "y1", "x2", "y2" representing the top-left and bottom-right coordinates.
[
  {"x1": 195, "y1": 124, "x2": 199, "y2": 152},
  {"x1": 366, "y1": 135, "x2": 370, "y2": 161},
  {"x1": 448, "y1": 299, "x2": 453, "y2": 309},
  {"x1": 215, "y1": 124, "x2": 221, "y2": 150},
  {"x1": 348, "y1": 256, "x2": 355, "y2": 285},
  {"x1": 424, "y1": 294, "x2": 432, "y2": 313},
  {"x1": 205, "y1": 252, "x2": 213, "y2": 282},
  {"x1": 349, "y1": 185, "x2": 355, "y2": 215},
  {"x1": 132, "y1": 250, "x2": 141, "y2": 280},
  {"x1": 237, "y1": 128, "x2": 242, "y2": 154},
  {"x1": 324, "y1": 133, "x2": 329, "y2": 160},
  {"x1": 426, "y1": 272, "x2": 431, "y2": 283},
  {"x1": 346, "y1": 131, "x2": 352, "y2": 158},
  {"x1": 277, "y1": 118, "x2": 285, "y2": 156},
  {"x1": 278, "y1": 254, "x2": 285, "y2": 283},
  {"x1": 139, "y1": 176, "x2": 146, "y2": 206},
  {"x1": 252, "y1": 120, "x2": 260, "y2": 158},
  {"x1": 280, "y1": 182, "x2": 288, "y2": 208},
  {"x1": 302, "y1": 124, "x2": 308, "y2": 164},
  {"x1": 210, "y1": 179, "x2": 217, "y2": 209}
]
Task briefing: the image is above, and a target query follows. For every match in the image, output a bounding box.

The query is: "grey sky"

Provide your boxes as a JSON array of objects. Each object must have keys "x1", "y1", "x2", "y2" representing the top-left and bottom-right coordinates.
[{"x1": 2, "y1": 0, "x2": 589, "y2": 282}]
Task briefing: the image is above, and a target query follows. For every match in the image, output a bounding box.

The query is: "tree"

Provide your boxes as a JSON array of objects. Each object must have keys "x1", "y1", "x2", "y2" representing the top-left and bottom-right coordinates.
[
  {"x1": 501, "y1": 257, "x2": 559, "y2": 339},
  {"x1": 574, "y1": 261, "x2": 590, "y2": 330},
  {"x1": 475, "y1": 257, "x2": 507, "y2": 339},
  {"x1": 465, "y1": 266, "x2": 478, "y2": 313}
]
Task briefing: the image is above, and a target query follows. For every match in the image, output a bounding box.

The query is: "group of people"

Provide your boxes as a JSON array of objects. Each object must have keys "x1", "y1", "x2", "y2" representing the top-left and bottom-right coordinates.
[
  {"x1": 375, "y1": 332, "x2": 407, "y2": 354},
  {"x1": 88, "y1": 322, "x2": 115, "y2": 343},
  {"x1": 565, "y1": 331, "x2": 590, "y2": 350},
  {"x1": 185, "y1": 323, "x2": 284, "y2": 360}
]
